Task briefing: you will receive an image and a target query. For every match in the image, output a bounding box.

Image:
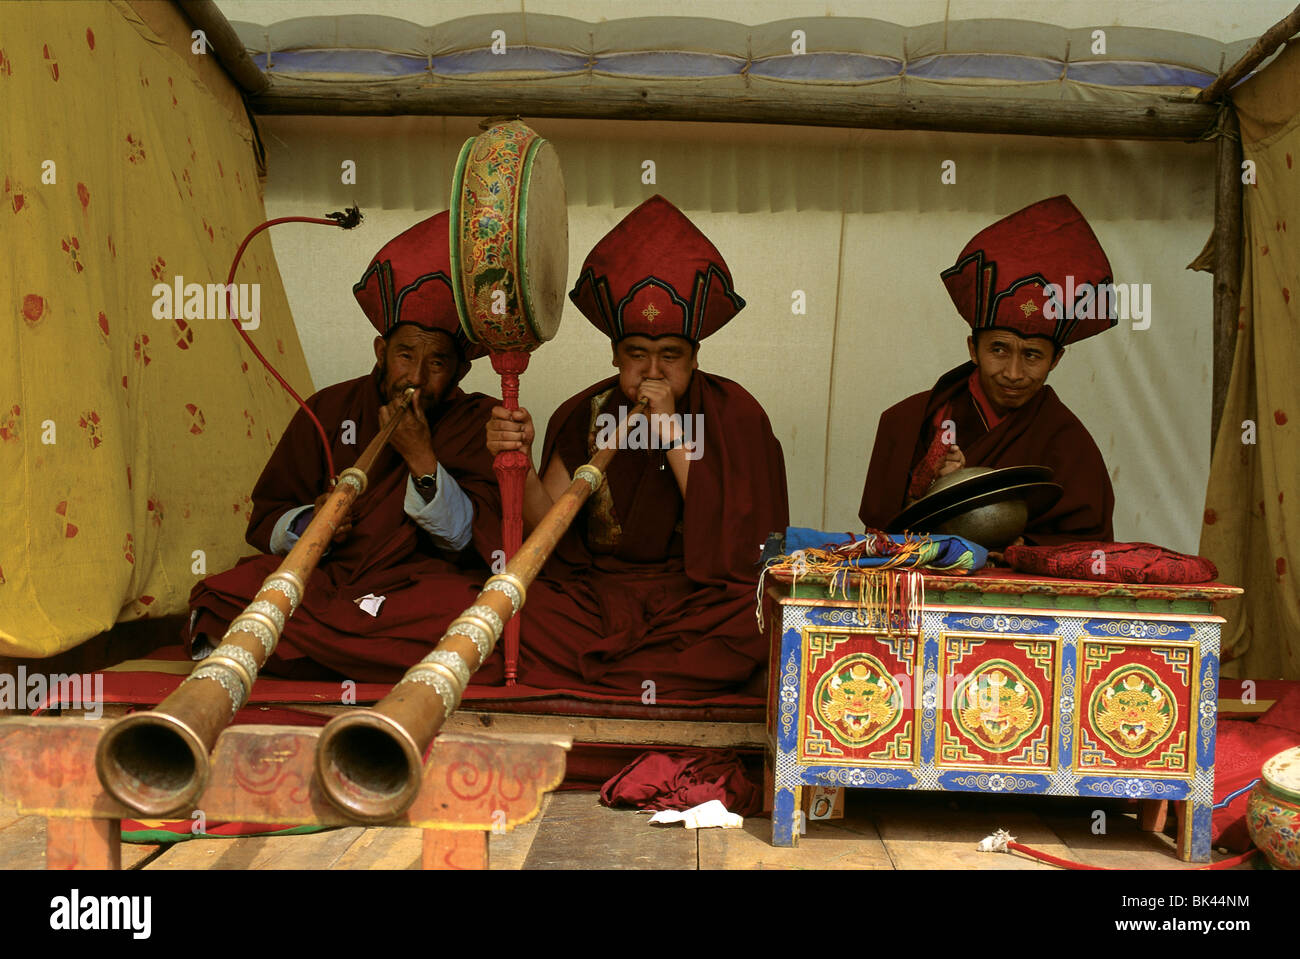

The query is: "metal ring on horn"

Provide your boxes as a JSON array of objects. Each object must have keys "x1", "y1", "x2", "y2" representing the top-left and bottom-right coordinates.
[
  {"x1": 227, "y1": 610, "x2": 282, "y2": 656},
  {"x1": 201, "y1": 653, "x2": 256, "y2": 698},
  {"x1": 453, "y1": 607, "x2": 503, "y2": 641},
  {"x1": 418, "y1": 649, "x2": 473, "y2": 688},
  {"x1": 223, "y1": 616, "x2": 276, "y2": 659},
  {"x1": 442, "y1": 620, "x2": 494, "y2": 662},
  {"x1": 574, "y1": 464, "x2": 604, "y2": 492},
  {"x1": 399, "y1": 662, "x2": 463, "y2": 719},
  {"x1": 337, "y1": 467, "x2": 367, "y2": 495},
  {"x1": 261, "y1": 572, "x2": 304, "y2": 613},
  {"x1": 483, "y1": 573, "x2": 526, "y2": 613},
  {"x1": 244, "y1": 599, "x2": 286, "y2": 632}
]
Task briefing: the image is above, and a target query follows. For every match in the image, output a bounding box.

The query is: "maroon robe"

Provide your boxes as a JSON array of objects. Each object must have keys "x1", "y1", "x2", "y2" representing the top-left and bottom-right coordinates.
[
  {"x1": 188, "y1": 372, "x2": 503, "y2": 681},
  {"x1": 493, "y1": 370, "x2": 788, "y2": 699},
  {"x1": 859, "y1": 362, "x2": 1114, "y2": 546}
]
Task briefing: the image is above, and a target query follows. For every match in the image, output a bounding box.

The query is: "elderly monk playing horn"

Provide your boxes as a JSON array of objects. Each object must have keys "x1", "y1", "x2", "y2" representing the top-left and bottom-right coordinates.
[
  {"x1": 484, "y1": 195, "x2": 790, "y2": 699},
  {"x1": 859, "y1": 195, "x2": 1116, "y2": 546},
  {"x1": 188, "y1": 213, "x2": 503, "y2": 680}
]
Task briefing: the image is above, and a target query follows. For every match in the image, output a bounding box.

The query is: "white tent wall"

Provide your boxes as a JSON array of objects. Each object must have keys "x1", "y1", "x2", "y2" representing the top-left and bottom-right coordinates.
[{"x1": 259, "y1": 114, "x2": 1213, "y2": 552}]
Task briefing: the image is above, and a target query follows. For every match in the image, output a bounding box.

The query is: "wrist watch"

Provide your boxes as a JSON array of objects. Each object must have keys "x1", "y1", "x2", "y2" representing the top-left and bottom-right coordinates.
[{"x1": 413, "y1": 471, "x2": 438, "y2": 499}]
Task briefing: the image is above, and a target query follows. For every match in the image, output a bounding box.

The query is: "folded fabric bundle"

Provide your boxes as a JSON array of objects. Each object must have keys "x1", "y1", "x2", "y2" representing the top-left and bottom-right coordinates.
[
  {"x1": 757, "y1": 527, "x2": 985, "y2": 633},
  {"x1": 600, "y1": 748, "x2": 762, "y2": 817},
  {"x1": 1002, "y1": 541, "x2": 1218, "y2": 585},
  {"x1": 782, "y1": 526, "x2": 987, "y2": 572}
]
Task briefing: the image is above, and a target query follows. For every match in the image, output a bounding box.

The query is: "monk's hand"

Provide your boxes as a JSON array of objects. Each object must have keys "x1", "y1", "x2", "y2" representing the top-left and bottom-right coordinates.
[
  {"x1": 313, "y1": 491, "x2": 354, "y2": 544},
  {"x1": 937, "y1": 444, "x2": 965, "y2": 478},
  {"x1": 383, "y1": 388, "x2": 438, "y2": 476},
  {"x1": 637, "y1": 378, "x2": 675, "y2": 420},
  {"x1": 487, "y1": 405, "x2": 534, "y2": 460}
]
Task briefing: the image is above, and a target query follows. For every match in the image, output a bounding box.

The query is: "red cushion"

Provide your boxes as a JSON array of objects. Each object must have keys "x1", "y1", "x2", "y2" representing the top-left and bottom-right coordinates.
[{"x1": 1003, "y1": 541, "x2": 1218, "y2": 585}]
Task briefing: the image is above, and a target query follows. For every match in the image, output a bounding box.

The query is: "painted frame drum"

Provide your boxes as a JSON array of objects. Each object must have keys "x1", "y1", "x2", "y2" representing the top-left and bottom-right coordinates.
[{"x1": 449, "y1": 119, "x2": 568, "y2": 351}]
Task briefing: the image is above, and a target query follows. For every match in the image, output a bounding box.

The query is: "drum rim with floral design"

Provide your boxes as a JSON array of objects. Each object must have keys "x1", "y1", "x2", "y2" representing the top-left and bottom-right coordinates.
[{"x1": 448, "y1": 119, "x2": 568, "y2": 353}]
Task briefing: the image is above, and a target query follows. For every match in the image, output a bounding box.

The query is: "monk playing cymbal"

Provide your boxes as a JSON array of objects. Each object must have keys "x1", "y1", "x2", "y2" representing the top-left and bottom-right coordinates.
[
  {"x1": 859, "y1": 195, "x2": 1117, "y2": 547},
  {"x1": 483, "y1": 195, "x2": 790, "y2": 699}
]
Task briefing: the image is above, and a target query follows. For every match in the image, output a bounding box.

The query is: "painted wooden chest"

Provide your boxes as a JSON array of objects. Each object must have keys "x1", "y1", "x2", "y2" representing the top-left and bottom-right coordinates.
[{"x1": 763, "y1": 570, "x2": 1242, "y2": 862}]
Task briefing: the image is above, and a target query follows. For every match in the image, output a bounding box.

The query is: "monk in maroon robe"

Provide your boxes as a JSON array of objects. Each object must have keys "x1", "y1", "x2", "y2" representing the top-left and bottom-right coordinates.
[
  {"x1": 189, "y1": 212, "x2": 502, "y2": 681},
  {"x1": 859, "y1": 196, "x2": 1116, "y2": 546},
  {"x1": 484, "y1": 196, "x2": 789, "y2": 699}
]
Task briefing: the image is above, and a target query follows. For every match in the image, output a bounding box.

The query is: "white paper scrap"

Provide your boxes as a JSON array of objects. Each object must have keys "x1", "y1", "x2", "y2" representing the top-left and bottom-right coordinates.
[
  {"x1": 355, "y1": 593, "x2": 386, "y2": 617},
  {"x1": 647, "y1": 799, "x2": 743, "y2": 829}
]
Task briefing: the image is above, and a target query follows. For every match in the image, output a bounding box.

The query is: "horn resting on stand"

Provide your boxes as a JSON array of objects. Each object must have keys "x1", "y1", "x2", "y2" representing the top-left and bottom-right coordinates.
[
  {"x1": 94, "y1": 388, "x2": 418, "y2": 817},
  {"x1": 315, "y1": 401, "x2": 647, "y2": 824}
]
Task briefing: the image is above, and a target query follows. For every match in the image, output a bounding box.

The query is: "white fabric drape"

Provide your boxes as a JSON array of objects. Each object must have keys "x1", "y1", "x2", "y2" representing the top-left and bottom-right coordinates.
[{"x1": 261, "y1": 115, "x2": 1214, "y2": 553}]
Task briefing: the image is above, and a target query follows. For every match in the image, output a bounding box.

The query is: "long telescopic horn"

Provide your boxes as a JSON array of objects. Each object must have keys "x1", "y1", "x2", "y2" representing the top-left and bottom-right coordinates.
[
  {"x1": 94, "y1": 389, "x2": 417, "y2": 817},
  {"x1": 315, "y1": 400, "x2": 650, "y2": 823}
]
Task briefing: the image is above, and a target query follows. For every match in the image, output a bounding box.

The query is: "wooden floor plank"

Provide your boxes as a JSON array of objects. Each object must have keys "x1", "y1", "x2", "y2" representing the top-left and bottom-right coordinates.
[
  {"x1": 1, "y1": 792, "x2": 1232, "y2": 872},
  {"x1": 120, "y1": 841, "x2": 163, "y2": 870},
  {"x1": 331, "y1": 827, "x2": 422, "y2": 870},
  {"x1": 1039, "y1": 801, "x2": 1248, "y2": 870},
  {"x1": 146, "y1": 827, "x2": 365, "y2": 870},
  {"x1": 0, "y1": 816, "x2": 47, "y2": 869},
  {"x1": 862, "y1": 792, "x2": 1071, "y2": 870},
  {"x1": 699, "y1": 814, "x2": 893, "y2": 870},
  {"x1": 523, "y1": 792, "x2": 696, "y2": 870}
]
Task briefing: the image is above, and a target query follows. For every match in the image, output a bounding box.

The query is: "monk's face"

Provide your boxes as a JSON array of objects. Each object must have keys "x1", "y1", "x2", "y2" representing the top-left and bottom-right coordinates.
[
  {"x1": 373, "y1": 326, "x2": 468, "y2": 413},
  {"x1": 612, "y1": 335, "x2": 698, "y2": 405},
  {"x1": 967, "y1": 331, "x2": 1062, "y2": 414}
]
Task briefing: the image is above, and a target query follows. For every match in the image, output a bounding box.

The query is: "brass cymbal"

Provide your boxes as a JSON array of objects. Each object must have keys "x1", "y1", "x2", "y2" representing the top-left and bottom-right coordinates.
[{"x1": 887, "y1": 465, "x2": 1054, "y2": 533}]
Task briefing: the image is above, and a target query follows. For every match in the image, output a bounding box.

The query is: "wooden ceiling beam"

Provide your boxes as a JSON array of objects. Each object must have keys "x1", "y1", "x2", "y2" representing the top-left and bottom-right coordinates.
[{"x1": 249, "y1": 78, "x2": 1217, "y2": 141}]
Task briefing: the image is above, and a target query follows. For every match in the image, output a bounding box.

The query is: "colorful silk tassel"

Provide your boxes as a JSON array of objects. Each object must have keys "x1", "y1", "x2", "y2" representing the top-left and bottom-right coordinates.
[{"x1": 757, "y1": 531, "x2": 930, "y2": 633}]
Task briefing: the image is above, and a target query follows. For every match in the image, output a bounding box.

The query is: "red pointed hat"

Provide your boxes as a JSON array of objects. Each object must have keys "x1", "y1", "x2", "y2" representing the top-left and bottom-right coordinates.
[
  {"x1": 352, "y1": 211, "x2": 483, "y2": 359},
  {"x1": 569, "y1": 195, "x2": 745, "y2": 343},
  {"x1": 940, "y1": 195, "x2": 1116, "y2": 346}
]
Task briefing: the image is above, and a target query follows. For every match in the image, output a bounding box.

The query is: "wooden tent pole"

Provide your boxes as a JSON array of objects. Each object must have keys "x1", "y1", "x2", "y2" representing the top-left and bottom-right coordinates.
[
  {"x1": 176, "y1": 0, "x2": 269, "y2": 95},
  {"x1": 248, "y1": 81, "x2": 1216, "y2": 140},
  {"x1": 1210, "y1": 106, "x2": 1244, "y2": 455},
  {"x1": 1195, "y1": 3, "x2": 1300, "y2": 103}
]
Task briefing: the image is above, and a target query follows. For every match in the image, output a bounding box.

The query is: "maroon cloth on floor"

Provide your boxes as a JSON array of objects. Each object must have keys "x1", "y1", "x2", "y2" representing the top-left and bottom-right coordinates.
[
  {"x1": 600, "y1": 748, "x2": 762, "y2": 817},
  {"x1": 1212, "y1": 683, "x2": 1300, "y2": 851},
  {"x1": 188, "y1": 372, "x2": 504, "y2": 682},
  {"x1": 1002, "y1": 541, "x2": 1218, "y2": 585},
  {"x1": 499, "y1": 371, "x2": 788, "y2": 699},
  {"x1": 859, "y1": 362, "x2": 1114, "y2": 546}
]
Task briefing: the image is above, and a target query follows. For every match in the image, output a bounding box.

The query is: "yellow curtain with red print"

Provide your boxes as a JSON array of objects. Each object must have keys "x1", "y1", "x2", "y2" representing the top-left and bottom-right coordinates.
[
  {"x1": 1199, "y1": 43, "x2": 1300, "y2": 680},
  {"x1": 0, "y1": 2, "x2": 313, "y2": 656}
]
